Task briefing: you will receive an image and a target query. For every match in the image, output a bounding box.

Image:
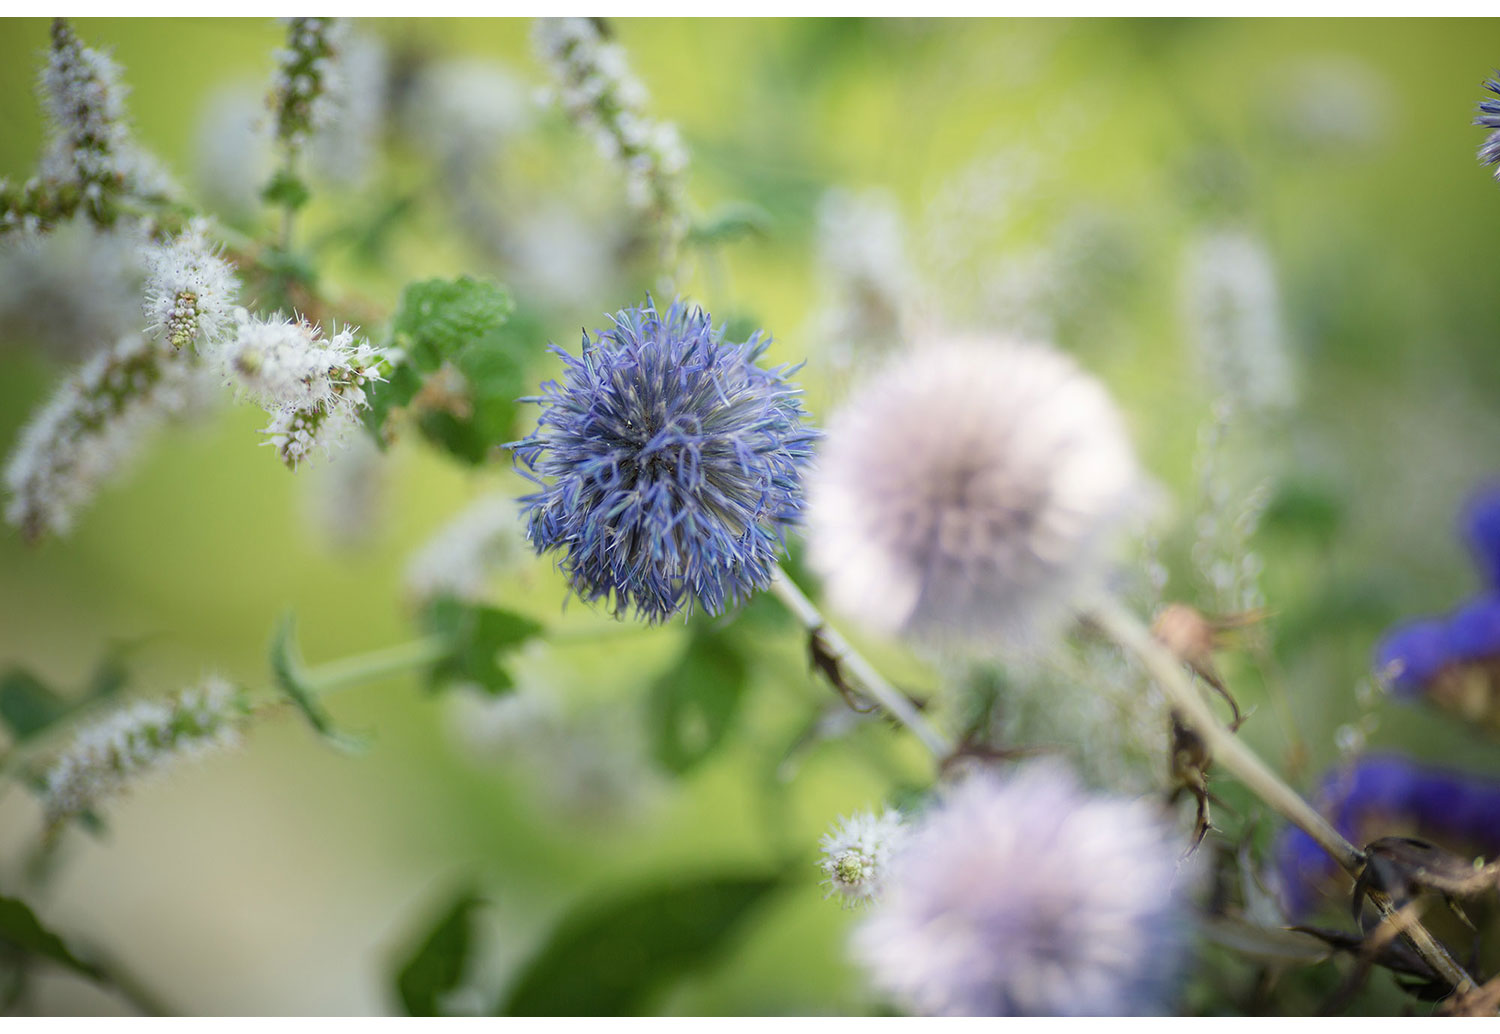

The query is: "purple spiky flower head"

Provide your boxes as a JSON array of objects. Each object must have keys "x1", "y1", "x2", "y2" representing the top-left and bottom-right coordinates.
[
  {"x1": 513, "y1": 298, "x2": 817, "y2": 622},
  {"x1": 1461, "y1": 481, "x2": 1500, "y2": 587},
  {"x1": 1476, "y1": 77, "x2": 1500, "y2": 181},
  {"x1": 851, "y1": 762, "x2": 1195, "y2": 1017}
]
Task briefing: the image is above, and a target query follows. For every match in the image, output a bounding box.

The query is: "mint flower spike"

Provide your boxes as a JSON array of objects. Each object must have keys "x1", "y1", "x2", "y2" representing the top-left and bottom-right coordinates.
[
  {"x1": 852, "y1": 762, "x2": 1195, "y2": 1017},
  {"x1": 220, "y1": 310, "x2": 387, "y2": 470},
  {"x1": 269, "y1": 17, "x2": 346, "y2": 152},
  {"x1": 41, "y1": 676, "x2": 249, "y2": 831},
  {"x1": 533, "y1": 18, "x2": 689, "y2": 263},
  {"x1": 806, "y1": 337, "x2": 1145, "y2": 651},
  {"x1": 142, "y1": 217, "x2": 241, "y2": 352},
  {"x1": 4, "y1": 333, "x2": 212, "y2": 542},
  {"x1": 514, "y1": 298, "x2": 817, "y2": 623},
  {"x1": 29, "y1": 20, "x2": 175, "y2": 230}
]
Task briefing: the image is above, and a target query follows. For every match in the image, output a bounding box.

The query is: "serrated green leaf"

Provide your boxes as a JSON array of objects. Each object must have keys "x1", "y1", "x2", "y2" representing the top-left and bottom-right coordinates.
[
  {"x1": 391, "y1": 277, "x2": 514, "y2": 372},
  {"x1": 423, "y1": 598, "x2": 544, "y2": 696},
  {"x1": 648, "y1": 630, "x2": 749, "y2": 774},
  {"x1": 0, "y1": 671, "x2": 68, "y2": 742},
  {"x1": 260, "y1": 168, "x2": 309, "y2": 211},
  {"x1": 499, "y1": 874, "x2": 781, "y2": 1016},
  {"x1": 269, "y1": 614, "x2": 367, "y2": 753},
  {"x1": 392, "y1": 888, "x2": 483, "y2": 1017},
  {"x1": 0, "y1": 895, "x2": 101, "y2": 982},
  {"x1": 362, "y1": 362, "x2": 425, "y2": 449}
]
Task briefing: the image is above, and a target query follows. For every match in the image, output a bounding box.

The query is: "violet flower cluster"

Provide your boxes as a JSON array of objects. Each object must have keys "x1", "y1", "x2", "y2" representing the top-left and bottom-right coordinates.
[
  {"x1": 1274, "y1": 754, "x2": 1500, "y2": 918},
  {"x1": 1373, "y1": 484, "x2": 1500, "y2": 727}
]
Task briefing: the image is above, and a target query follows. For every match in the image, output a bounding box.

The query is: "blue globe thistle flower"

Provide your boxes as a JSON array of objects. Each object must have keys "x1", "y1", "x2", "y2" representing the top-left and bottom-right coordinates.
[
  {"x1": 1372, "y1": 616, "x2": 1451, "y2": 698},
  {"x1": 1477, "y1": 77, "x2": 1500, "y2": 181},
  {"x1": 513, "y1": 299, "x2": 817, "y2": 622},
  {"x1": 1273, "y1": 755, "x2": 1500, "y2": 918},
  {"x1": 1461, "y1": 482, "x2": 1500, "y2": 587}
]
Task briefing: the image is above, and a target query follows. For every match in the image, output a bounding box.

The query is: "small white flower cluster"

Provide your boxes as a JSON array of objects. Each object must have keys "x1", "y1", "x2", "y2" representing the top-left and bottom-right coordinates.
[
  {"x1": 819, "y1": 809, "x2": 907, "y2": 907},
  {"x1": 4, "y1": 334, "x2": 212, "y2": 541},
  {"x1": 221, "y1": 311, "x2": 387, "y2": 469},
  {"x1": 400, "y1": 58, "x2": 533, "y2": 170},
  {"x1": 1180, "y1": 229, "x2": 1296, "y2": 417},
  {"x1": 0, "y1": 219, "x2": 147, "y2": 359},
  {"x1": 142, "y1": 218, "x2": 240, "y2": 351},
  {"x1": 35, "y1": 20, "x2": 173, "y2": 213},
  {"x1": 308, "y1": 29, "x2": 387, "y2": 186},
  {"x1": 269, "y1": 17, "x2": 346, "y2": 151},
  {"x1": 42, "y1": 675, "x2": 245, "y2": 830},
  {"x1": 533, "y1": 19, "x2": 688, "y2": 241},
  {"x1": 404, "y1": 493, "x2": 531, "y2": 605},
  {"x1": 812, "y1": 188, "x2": 916, "y2": 375}
]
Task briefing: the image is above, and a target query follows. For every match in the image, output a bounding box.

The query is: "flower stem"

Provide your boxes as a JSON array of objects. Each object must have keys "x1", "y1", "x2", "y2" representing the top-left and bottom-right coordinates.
[
  {"x1": 769, "y1": 567, "x2": 953, "y2": 760},
  {"x1": 1086, "y1": 596, "x2": 1478, "y2": 997},
  {"x1": 298, "y1": 634, "x2": 448, "y2": 698}
]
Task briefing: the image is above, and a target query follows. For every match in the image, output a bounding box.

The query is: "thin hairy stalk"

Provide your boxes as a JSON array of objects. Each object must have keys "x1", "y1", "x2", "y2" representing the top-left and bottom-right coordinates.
[
  {"x1": 770, "y1": 567, "x2": 952, "y2": 759},
  {"x1": 1087, "y1": 597, "x2": 1478, "y2": 997}
]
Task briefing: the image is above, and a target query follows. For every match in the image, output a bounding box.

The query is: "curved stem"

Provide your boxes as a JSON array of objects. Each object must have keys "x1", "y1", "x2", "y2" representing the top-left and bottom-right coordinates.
[
  {"x1": 769, "y1": 568, "x2": 953, "y2": 760},
  {"x1": 1087, "y1": 597, "x2": 1477, "y2": 997}
]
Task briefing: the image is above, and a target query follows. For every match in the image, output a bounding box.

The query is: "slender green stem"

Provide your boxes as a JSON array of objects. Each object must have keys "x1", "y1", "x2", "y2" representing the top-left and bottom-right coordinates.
[
  {"x1": 298, "y1": 635, "x2": 448, "y2": 698},
  {"x1": 769, "y1": 568, "x2": 953, "y2": 759},
  {"x1": 1087, "y1": 597, "x2": 1477, "y2": 997}
]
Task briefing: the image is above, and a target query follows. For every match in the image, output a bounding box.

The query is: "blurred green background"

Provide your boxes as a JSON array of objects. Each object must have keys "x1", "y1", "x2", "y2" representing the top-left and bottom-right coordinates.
[{"x1": 2, "y1": 16, "x2": 1500, "y2": 1016}]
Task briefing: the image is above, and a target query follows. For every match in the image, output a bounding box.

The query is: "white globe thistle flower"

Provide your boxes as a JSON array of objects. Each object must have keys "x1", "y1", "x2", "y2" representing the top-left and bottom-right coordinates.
[
  {"x1": 1179, "y1": 229, "x2": 1296, "y2": 416},
  {"x1": 142, "y1": 218, "x2": 240, "y2": 351},
  {"x1": 404, "y1": 493, "x2": 531, "y2": 605},
  {"x1": 0, "y1": 218, "x2": 147, "y2": 359},
  {"x1": 819, "y1": 809, "x2": 907, "y2": 907},
  {"x1": 851, "y1": 762, "x2": 1195, "y2": 1017},
  {"x1": 805, "y1": 338, "x2": 1145, "y2": 650},
  {"x1": 4, "y1": 334, "x2": 213, "y2": 541},
  {"x1": 42, "y1": 676, "x2": 248, "y2": 830}
]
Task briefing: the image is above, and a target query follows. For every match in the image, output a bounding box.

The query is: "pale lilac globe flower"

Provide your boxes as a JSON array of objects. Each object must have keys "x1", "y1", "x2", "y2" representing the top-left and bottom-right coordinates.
[
  {"x1": 851, "y1": 762, "x2": 1194, "y2": 1017},
  {"x1": 805, "y1": 337, "x2": 1144, "y2": 649}
]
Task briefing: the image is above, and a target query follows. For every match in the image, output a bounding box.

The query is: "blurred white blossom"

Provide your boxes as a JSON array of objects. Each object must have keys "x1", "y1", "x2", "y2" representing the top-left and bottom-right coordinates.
[
  {"x1": 806, "y1": 338, "x2": 1145, "y2": 650},
  {"x1": 405, "y1": 493, "x2": 530, "y2": 605}
]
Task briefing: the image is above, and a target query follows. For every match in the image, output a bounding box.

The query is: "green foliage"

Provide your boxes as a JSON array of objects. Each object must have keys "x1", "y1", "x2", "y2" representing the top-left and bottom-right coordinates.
[
  {"x1": 260, "y1": 168, "x2": 310, "y2": 211},
  {"x1": 268, "y1": 614, "x2": 367, "y2": 753},
  {"x1": 499, "y1": 873, "x2": 783, "y2": 1016},
  {"x1": 687, "y1": 201, "x2": 773, "y2": 247},
  {"x1": 391, "y1": 888, "x2": 483, "y2": 1017},
  {"x1": 0, "y1": 649, "x2": 127, "y2": 744},
  {"x1": 648, "y1": 629, "x2": 750, "y2": 774},
  {"x1": 0, "y1": 894, "x2": 101, "y2": 983},
  {"x1": 422, "y1": 597, "x2": 544, "y2": 697},
  {"x1": 365, "y1": 277, "x2": 530, "y2": 465}
]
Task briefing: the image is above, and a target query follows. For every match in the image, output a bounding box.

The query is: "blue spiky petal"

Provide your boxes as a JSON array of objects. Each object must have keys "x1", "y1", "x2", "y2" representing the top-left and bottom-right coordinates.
[{"x1": 513, "y1": 298, "x2": 817, "y2": 623}]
